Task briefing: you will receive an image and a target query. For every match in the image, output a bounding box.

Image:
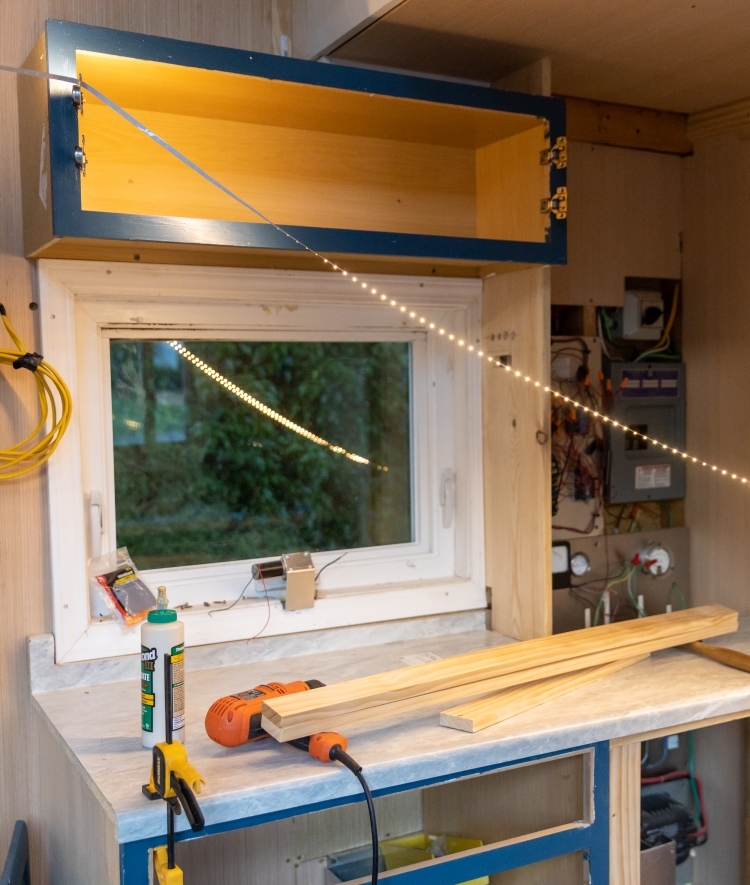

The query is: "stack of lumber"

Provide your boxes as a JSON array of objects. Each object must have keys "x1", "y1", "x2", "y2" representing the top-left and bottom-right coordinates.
[{"x1": 261, "y1": 605, "x2": 737, "y2": 739}]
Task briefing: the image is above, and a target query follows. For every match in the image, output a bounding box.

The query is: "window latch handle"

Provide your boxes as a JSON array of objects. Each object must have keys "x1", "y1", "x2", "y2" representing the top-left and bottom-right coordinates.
[
  {"x1": 440, "y1": 469, "x2": 455, "y2": 529},
  {"x1": 88, "y1": 490, "x2": 104, "y2": 558}
]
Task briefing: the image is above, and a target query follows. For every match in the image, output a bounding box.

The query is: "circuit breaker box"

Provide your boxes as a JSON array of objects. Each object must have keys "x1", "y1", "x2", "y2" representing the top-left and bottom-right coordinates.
[{"x1": 606, "y1": 362, "x2": 686, "y2": 503}]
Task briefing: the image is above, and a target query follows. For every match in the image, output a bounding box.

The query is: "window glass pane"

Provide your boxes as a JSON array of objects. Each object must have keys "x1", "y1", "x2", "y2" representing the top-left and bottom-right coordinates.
[{"x1": 110, "y1": 340, "x2": 412, "y2": 569}]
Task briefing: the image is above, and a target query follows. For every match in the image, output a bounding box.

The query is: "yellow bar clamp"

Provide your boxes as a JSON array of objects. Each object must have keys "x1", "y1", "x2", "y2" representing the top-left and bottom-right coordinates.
[{"x1": 153, "y1": 846, "x2": 184, "y2": 885}]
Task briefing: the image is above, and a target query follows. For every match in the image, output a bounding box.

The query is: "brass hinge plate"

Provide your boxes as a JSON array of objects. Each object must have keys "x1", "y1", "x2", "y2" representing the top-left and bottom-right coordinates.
[
  {"x1": 541, "y1": 186, "x2": 567, "y2": 220},
  {"x1": 540, "y1": 136, "x2": 568, "y2": 169}
]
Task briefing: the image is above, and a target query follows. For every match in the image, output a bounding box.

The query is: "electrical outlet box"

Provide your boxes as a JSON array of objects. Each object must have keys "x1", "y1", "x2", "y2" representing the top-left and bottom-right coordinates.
[
  {"x1": 606, "y1": 362, "x2": 686, "y2": 503},
  {"x1": 623, "y1": 290, "x2": 665, "y2": 340}
]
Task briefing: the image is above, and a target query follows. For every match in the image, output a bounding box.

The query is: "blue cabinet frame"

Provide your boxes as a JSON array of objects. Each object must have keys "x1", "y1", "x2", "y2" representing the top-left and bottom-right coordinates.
[
  {"x1": 20, "y1": 20, "x2": 566, "y2": 272},
  {"x1": 119, "y1": 741, "x2": 609, "y2": 885}
]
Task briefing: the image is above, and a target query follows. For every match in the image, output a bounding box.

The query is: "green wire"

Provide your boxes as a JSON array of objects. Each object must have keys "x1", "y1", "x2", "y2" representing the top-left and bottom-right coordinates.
[
  {"x1": 668, "y1": 583, "x2": 687, "y2": 610},
  {"x1": 594, "y1": 564, "x2": 632, "y2": 625}
]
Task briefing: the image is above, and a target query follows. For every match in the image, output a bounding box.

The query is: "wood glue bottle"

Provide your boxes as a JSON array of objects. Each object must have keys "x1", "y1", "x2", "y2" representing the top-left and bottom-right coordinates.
[{"x1": 141, "y1": 586, "x2": 185, "y2": 748}]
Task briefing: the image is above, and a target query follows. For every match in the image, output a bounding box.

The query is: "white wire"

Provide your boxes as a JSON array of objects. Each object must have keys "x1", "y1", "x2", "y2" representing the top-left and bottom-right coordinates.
[{"x1": 635, "y1": 335, "x2": 673, "y2": 362}]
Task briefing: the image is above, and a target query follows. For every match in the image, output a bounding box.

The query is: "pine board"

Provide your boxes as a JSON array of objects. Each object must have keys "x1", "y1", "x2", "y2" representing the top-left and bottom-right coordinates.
[
  {"x1": 262, "y1": 606, "x2": 737, "y2": 739},
  {"x1": 439, "y1": 654, "x2": 648, "y2": 733}
]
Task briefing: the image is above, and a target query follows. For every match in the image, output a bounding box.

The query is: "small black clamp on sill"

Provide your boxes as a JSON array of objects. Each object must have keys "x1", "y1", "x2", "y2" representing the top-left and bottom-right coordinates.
[{"x1": 12, "y1": 352, "x2": 44, "y2": 372}]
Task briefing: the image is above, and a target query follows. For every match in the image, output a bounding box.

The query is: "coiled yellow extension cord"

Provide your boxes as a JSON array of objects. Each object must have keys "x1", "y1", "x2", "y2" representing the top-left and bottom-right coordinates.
[{"x1": 0, "y1": 305, "x2": 72, "y2": 479}]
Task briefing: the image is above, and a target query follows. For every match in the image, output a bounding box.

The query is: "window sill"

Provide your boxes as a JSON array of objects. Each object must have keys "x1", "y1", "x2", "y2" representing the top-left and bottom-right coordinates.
[{"x1": 61, "y1": 578, "x2": 487, "y2": 664}]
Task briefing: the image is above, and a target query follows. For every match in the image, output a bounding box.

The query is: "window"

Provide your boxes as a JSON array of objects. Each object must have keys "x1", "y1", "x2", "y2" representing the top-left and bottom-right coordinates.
[
  {"x1": 110, "y1": 339, "x2": 413, "y2": 566},
  {"x1": 40, "y1": 261, "x2": 485, "y2": 662}
]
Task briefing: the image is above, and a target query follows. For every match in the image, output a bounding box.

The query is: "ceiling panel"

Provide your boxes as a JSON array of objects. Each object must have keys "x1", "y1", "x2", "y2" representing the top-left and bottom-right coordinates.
[{"x1": 330, "y1": 0, "x2": 750, "y2": 113}]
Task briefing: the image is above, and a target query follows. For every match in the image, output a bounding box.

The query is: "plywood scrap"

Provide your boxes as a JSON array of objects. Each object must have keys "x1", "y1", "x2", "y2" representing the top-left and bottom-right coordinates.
[
  {"x1": 262, "y1": 606, "x2": 737, "y2": 741},
  {"x1": 440, "y1": 654, "x2": 648, "y2": 734},
  {"x1": 682, "y1": 640, "x2": 750, "y2": 673}
]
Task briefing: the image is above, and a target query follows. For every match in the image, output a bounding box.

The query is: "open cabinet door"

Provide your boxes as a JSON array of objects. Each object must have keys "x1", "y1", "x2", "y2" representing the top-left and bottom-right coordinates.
[{"x1": 483, "y1": 266, "x2": 552, "y2": 640}]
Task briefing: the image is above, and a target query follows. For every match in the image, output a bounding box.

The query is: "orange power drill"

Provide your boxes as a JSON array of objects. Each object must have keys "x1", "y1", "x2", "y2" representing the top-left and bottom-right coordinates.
[
  {"x1": 206, "y1": 680, "x2": 379, "y2": 883},
  {"x1": 205, "y1": 679, "x2": 348, "y2": 762}
]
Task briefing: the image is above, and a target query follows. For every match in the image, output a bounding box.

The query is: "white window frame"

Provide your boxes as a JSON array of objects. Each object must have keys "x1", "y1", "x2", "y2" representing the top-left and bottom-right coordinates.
[{"x1": 38, "y1": 260, "x2": 485, "y2": 663}]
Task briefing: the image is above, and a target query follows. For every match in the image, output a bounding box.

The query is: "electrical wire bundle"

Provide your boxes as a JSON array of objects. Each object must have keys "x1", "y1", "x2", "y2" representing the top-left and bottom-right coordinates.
[
  {"x1": 0, "y1": 305, "x2": 72, "y2": 479},
  {"x1": 641, "y1": 731, "x2": 708, "y2": 862},
  {"x1": 550, "y1": 338, "x2": 607, "y2": 533}
]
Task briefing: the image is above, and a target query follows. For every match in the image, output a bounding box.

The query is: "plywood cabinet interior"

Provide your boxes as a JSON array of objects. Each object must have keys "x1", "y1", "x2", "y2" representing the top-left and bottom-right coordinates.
[{"x1": 19, "y1": 20, "x2": 566, "y2": 274}]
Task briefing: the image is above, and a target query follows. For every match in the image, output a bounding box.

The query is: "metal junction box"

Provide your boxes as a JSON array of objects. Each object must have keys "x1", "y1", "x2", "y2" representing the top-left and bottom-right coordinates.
[{"x1": 606, "y1": 362, "x2": 686, "y2": 503}]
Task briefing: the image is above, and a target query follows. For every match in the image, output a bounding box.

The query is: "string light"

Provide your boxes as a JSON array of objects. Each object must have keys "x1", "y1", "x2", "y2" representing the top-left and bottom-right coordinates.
[
  {"x1": 245, "y1": 263, "x2": 749, "y2": 487},
  {"x1": 54, "y1": 74, "x2": 745, "y2": 490},
  {"x1": 167, "y1": 342, "x2": 387, "y2": 472}
]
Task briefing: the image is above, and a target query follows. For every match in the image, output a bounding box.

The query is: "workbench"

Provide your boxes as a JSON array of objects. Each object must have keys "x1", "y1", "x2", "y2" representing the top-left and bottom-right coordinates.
[{"x1": 29, "y1": 616, "x2": 750, "y2": 885}]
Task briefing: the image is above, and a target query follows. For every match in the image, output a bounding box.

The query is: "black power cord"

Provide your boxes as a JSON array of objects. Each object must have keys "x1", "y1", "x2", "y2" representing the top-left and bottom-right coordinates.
[{"x1": 330, "y1": 745, "x2": 379, "y2": 885}]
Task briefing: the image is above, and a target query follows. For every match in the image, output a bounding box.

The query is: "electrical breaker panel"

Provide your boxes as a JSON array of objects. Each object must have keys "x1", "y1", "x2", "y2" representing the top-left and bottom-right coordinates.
[{"x1": 606, "y1": 362, "x2": 686, "y2": 503}]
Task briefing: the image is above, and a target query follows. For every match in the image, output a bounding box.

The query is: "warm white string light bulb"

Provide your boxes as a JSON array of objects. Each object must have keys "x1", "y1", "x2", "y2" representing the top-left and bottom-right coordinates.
[
  {"x1": 167, "y1": 342, "x2": 386, "y2": 471},
  {"x1": 282, "y1": 265, "x2": 750, "y2": 487}
]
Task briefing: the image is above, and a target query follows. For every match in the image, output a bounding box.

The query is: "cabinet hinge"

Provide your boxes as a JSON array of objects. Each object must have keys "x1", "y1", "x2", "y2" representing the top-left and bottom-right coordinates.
[
  {"x1": 541, "y1": 186, "x2": 567, "y2": 220},
  {"x1": 74, "y1": 135, "x2": 87, "y2": 177},
  {"x1": 540, "y1": 136, "x2": 567, "y2": 169}
]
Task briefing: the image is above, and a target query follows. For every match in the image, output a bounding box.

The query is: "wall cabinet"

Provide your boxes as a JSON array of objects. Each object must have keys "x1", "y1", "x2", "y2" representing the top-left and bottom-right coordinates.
[{"x1": 19, "y1": 20, "x2": 566, "y2": 275}]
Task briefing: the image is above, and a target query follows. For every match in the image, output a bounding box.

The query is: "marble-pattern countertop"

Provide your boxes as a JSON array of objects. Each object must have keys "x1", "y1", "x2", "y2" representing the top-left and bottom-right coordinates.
[{"x1": 33, "y1": 620, "x2": 750, "y2": 845}]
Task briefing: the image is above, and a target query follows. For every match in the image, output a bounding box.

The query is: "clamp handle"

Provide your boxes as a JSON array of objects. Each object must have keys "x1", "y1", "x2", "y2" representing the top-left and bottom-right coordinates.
[{"x1": 171, "y1": 774, "x2": 205, "y2": 832}]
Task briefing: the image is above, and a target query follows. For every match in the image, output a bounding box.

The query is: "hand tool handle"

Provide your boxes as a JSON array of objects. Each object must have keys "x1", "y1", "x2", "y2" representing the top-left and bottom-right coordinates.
[
  {"x1": 171, "y1": 774, "x2": 205, "y2": 832},
  {"x1": 682, "y1": 641, "x2": 750, "y2": 673}
]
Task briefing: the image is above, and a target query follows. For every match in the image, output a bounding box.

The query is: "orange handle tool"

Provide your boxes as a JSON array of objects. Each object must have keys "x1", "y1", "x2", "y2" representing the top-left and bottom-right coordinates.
[{"x1": 205, "y1": 680, "x2": 347, "y2": 761}]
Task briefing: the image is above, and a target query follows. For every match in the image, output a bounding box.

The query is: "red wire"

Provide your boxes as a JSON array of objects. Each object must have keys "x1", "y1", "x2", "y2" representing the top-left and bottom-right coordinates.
[
  {"x1": 247, "y1": 566, "x2": 272, "y2": 643},
  {"x1": 641, "y1": 770, "x2": 708, "y2": 838}
]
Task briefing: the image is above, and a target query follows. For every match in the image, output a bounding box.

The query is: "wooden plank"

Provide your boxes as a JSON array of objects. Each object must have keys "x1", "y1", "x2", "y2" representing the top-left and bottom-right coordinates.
[
  {"x1": 682, "y1": 640, "x2": 750, "y2": 673},
  {"x1": 440, "y1": 654, "x2": 648, "y2": 734},
  {"x1": 262, "y1": 643, "x2": 660, "y2": 740},
  {"x1": 683, "y1": 136, "x2": 750, "y2": 620},
  {"x1": 688, "y1": 97, "x2": 750, "y2": 143},
  {"x1": 262, "y1": 606, "x2": 737, "y2": 737},
  {"x1": 563, "y1": 96, "x2": 691, "y2": 155},
  {"x1": 609, "y1": 742, "x2": 641, "y2": 885},
  {"x1": 31, "y1": 237, "x2": 492, "y2": 277},
  {"x1": 482, "y1": 267, "x2": 552, "y2": 640}
]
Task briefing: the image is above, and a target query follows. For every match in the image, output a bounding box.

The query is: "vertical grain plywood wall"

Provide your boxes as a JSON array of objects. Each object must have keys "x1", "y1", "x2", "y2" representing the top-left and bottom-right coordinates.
[
  {"x1": 683, "y1": 134, "x2": 750, "y2": 614},
  {"x1": 483, "y1": 268, "x2": 552, "y2": 640},
  {"x1": 0, "y1": 2, "x2": 297, "y2": 879},
  {"x1": 551, "y1": 142, "x2": 683, "y2": 308}
]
